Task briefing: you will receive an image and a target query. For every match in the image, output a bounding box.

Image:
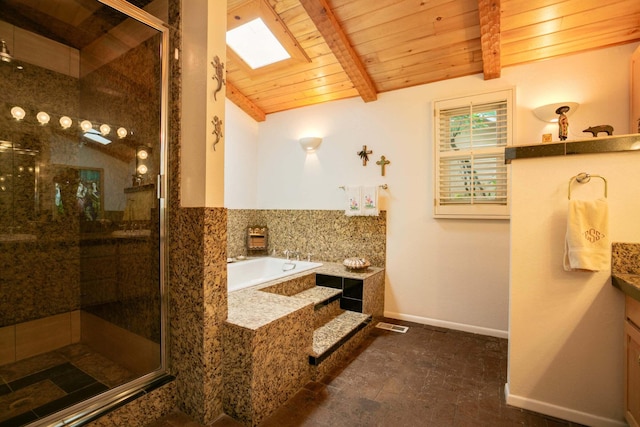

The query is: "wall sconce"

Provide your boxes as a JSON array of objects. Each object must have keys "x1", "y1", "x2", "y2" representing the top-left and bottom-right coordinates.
[
  {"x1": 299, "y1": 136, "x2": 322, "y2": 153},
  {"x1": 533, "y1": 102, "x2": 579, "y2": 123}
]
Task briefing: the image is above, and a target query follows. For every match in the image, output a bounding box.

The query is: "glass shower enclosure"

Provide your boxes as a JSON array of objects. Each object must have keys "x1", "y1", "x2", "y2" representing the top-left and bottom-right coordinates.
[{"x1": 0, "y1": 1, "x2": 168, "y2": 425}]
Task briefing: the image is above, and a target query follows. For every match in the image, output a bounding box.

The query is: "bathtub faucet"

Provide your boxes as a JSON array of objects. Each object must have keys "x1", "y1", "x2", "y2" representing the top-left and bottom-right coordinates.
[{"x1": 284, "y1": 249, "x2": 301, "y2": 261}]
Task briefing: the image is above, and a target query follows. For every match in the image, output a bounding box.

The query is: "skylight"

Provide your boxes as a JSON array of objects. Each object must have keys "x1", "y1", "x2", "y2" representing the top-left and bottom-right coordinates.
[
  {"x1": 84, "y1": 128, "x2": 111, "y2": 145},
  {"x1": 226, "y1": 18, "x2": 291, "y2": 69}
]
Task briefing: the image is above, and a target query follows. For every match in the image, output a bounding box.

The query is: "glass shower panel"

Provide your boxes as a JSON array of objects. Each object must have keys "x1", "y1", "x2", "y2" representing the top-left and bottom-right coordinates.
[{"x1": 0, "y1": 1, "x2": 166, "y2": 425}]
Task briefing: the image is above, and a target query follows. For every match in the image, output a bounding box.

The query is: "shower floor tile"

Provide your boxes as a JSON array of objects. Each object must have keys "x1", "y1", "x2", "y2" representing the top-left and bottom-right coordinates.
[{"x1": 0, "y1": 344, "x2": 131, "y2": 427}]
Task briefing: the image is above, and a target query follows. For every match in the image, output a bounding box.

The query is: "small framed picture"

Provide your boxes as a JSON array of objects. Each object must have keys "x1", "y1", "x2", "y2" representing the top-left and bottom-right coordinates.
[{"x1": 542, "y1": 133, "x2": 553, "y2": 143}]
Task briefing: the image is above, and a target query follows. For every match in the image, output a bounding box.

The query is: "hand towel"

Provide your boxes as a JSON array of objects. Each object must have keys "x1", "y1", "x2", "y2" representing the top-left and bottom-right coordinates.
[
  {"x1": 345, "y1": 186, "x2": 362, "y2": 216},
  {"x1": 563, "y1": 198, "x2": 610, "y2": 272},
  {"x1": 361, "y1": 185, "x2": 379, "y2": 216}
]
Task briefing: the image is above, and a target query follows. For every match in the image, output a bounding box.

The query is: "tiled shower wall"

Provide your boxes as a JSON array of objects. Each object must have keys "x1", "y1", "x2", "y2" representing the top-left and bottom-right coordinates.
[{"x1": 228, "y1": 210, "x2": 387, "y2": 267}]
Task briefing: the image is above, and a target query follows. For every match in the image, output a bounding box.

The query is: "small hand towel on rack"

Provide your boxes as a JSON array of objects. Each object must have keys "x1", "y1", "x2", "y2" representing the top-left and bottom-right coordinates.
[
  {"x1": 344, "y1": 186, "x2": 362, "y2": 216},
  {"x1": 563, "y1": 198, "x2": 610, "y2": 272},
  {"x1": 361, "y1": 185, "x2": 379, "y2": 216}
]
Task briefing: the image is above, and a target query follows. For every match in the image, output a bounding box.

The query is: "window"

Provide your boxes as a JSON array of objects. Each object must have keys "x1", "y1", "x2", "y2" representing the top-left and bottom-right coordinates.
[{"x1": 433, "y1": 89, "x2": 513, "y2": 219}]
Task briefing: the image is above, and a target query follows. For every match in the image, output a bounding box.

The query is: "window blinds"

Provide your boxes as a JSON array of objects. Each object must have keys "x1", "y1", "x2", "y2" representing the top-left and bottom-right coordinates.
[{"x1": 434, "y1": 92, "x2": 512, "y2": 218}]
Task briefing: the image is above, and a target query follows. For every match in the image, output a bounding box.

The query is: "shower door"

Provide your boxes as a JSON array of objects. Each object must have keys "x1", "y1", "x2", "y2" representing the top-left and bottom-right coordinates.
[{"x1": 0, "y1": 1, "x2": 168, "y2": 425}]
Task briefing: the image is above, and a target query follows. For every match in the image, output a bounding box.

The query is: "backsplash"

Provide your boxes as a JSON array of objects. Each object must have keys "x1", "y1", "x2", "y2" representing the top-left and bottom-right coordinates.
[
  {"x1": 228, "y1": 210, "x2": 386, "y2": 267},
  {"x1": 612, "y1": 242, "x2": 640, "y2": 274}
]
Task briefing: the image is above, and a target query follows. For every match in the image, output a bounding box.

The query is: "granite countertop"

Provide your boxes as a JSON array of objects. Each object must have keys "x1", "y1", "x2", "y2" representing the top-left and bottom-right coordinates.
[
  {"x1": 226, "y1": 260, "x2": 385, "y2": 331},
  {"x1": 314, "y1": 261, "x2": 384, "y2": 280},
  {"x1": 612, "y1": 274, "x2": 640, "y2": 302}
]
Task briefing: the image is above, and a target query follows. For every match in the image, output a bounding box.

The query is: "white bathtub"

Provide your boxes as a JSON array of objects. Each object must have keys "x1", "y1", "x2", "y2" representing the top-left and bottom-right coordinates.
[{"x1": 227, "y1": 257, "x2": 322, "y2": 292}]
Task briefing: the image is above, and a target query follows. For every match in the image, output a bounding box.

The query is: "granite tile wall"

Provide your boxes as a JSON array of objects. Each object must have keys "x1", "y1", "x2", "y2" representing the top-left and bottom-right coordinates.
[
  {"x1": 228, "y1": 209, "x2": 387, "y2": 267},
  {"x1": 87, "y1": 380, "x2": 177, "y2": 427},
  {"x1": 164, "y1": 1, "x2": 227, "y2": 423}
]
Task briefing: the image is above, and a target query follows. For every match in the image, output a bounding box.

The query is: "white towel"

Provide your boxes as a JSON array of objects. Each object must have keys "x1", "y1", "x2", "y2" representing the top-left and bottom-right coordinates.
[
  {"x1": 563, "y1": 198, "x2": 610, "y2": 272},
  {"x1": 345, "y1": 186, "x2": 362, "y2": 216},
  {"x1": 361, "y1": 185, "x2": 379, "y2": 216}
]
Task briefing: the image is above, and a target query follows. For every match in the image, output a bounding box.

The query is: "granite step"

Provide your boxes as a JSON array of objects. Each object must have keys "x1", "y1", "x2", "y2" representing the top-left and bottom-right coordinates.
[
  {"x1": 308, "y1": 310, "x2": 371, "y2": 366},
  {"x1": 291, "y1": 285, "x2": 342, "y2": 310}
]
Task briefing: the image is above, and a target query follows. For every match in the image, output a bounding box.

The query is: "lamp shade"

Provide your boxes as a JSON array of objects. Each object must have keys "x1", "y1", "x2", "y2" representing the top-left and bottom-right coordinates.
[
  {"x1": 299, "y1": 136, "x2": 322, "y2": 152},
  {"x1": 533, "y1": 102, "x2": 579, "y2": 123}
]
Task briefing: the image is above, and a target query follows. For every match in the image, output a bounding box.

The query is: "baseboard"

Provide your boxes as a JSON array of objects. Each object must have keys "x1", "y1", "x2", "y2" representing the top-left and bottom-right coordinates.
[
  {"x1": 504, "y1": 383, "x2": 627, "y2": 427},
  {"x1": 383, "y1": 311, "x2": 507, "y2": 339}
]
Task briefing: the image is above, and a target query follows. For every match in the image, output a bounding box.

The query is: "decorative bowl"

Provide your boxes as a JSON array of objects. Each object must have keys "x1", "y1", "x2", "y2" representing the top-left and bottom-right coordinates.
[{"x1": 343, "y1": 257, "x2": 371, "y2": 271}]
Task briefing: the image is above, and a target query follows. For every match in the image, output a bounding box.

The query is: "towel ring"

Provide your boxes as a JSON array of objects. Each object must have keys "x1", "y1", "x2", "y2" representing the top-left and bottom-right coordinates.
[{"x1": 568, "y1": 173, "x2": 607, "y2": 199}]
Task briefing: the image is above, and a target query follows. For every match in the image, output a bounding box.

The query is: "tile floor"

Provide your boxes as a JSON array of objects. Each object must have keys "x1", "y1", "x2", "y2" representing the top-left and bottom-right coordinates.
[
  {"x1": 150, "y1": 320, "x2": 587, "y2": 427},
  {"x1": 0, "y1": 343, "x2": 136, "y2": 427}
]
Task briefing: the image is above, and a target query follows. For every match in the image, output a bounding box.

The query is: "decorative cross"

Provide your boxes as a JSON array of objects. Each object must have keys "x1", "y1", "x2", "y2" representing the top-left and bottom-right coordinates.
[
  {"x1": 376, "y1": 155, "x2": 391, "y2": 176},
  {"x1": 357, "y1": 145, "x2": 373, "y2": 166}
]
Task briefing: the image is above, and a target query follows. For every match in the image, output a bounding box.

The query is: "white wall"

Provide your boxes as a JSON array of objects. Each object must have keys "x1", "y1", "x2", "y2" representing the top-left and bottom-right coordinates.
[
  {"x1": 508, "y1": 151, "x2": 640, "y2": 427},
  {"x1": 224, "y1": 42, "x2": 640, "y2": 338},
  {"x1": 225, "y1": 100, "x2": 259, "y2": 209}
]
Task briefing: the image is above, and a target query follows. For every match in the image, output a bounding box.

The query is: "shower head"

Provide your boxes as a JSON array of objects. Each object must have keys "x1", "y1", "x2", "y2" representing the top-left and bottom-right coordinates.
[{"x1": 1, "y1": 39, "x2": 13, "y2": 63}]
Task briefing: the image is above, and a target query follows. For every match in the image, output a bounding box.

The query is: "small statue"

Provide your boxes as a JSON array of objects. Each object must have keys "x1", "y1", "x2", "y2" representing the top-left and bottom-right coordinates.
[
  {"x1": 583, "y1": 125, "x2": 614, "y2": 137},
  {"x1": 556, "y1": 105, "x2": 570, "y2": 141},
  {"x1": 211, "y1": 55, "x2": 225, "y2": 101},
  {"x1": 212, "y1": 115, "x2": 223, "y2": 151}
]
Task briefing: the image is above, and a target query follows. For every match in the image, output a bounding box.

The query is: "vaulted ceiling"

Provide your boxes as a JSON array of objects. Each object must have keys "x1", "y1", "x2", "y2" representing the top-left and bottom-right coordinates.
[{"x1": 226, "y1": 0, "x2": 640, "y2": 121}]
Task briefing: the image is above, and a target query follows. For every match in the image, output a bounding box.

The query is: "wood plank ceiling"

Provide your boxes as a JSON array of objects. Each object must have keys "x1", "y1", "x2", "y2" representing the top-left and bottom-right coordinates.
[{"x1": 226, "y1": 0, "x2": 640, "y2": 122}]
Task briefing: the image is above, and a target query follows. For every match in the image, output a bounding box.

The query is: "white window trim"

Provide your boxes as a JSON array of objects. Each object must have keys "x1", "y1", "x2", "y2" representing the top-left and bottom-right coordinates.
[{"x1": 433, "y1": 88, "x2": 514, "y2": 220}]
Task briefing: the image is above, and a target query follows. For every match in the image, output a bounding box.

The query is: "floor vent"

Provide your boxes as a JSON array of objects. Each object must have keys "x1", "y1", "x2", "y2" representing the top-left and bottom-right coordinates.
[{"x1": 375, "y1": 322, "x2": 408, "y2": 333}]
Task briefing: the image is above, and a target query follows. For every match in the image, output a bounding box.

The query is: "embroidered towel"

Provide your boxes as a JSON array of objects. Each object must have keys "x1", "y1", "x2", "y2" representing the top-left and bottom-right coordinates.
[
  {"x1": 361, "y1": 185, "x2": 379, "y2": 216},
  {"x1": 345, "y1": 186, "x2": 362, "y2": 216},
  {"x1": 563, "y1": 198, "x2": 610, "y2": 272}
]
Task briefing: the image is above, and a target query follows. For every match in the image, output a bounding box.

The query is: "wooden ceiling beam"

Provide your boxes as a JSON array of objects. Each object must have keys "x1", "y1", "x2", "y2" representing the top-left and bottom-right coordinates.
[
  {"x1": 478, "y1": 0, "x2": 501, "y2": 80},
  {"x1": 226, "y1": 80, "x2": 267, "y2": 122},
  {"x1": 299, "y1": 0, "x2": 378, "y2": 102}
]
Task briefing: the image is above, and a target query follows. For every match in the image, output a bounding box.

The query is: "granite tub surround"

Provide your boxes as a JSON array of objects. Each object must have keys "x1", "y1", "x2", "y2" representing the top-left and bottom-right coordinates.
[
  {"x1": 223, "y1": 281, "x2": 315, "y2": 426},
  {"x1": 223, "y1": 263, "x2": 385, "y2": 426},
  {"x1": 227, "y1": 209, "x2": 386, "y2": 267}
]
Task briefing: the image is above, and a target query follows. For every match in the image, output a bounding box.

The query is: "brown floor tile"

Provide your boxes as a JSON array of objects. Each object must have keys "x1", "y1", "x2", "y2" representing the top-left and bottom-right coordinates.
[{"x1": 150, "y1": 320, "x2": 588, "y2": 427}]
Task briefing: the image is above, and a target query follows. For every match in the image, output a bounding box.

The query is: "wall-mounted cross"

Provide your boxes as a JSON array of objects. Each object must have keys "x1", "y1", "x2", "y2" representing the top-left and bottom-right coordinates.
[
  {"x1": 376, "y1": 155, "x2": 391, "y2": 176},
  {"x1": 357, "y1": 145, "x2": 373, "y2": 166}
]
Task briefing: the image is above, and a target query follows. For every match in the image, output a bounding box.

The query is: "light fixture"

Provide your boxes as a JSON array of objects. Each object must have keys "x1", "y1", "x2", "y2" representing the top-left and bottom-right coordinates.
[
  {"x1": 10, "y1": 106, "x2": 25, "y2": 120},
  {"x1": 136, "y1": 164, "x2": 148, "y2": 175},
  {"x1": 0, "y1": 40, "x2": 13, "y2": 63},
  {"x1": 80, "y1": 120, "x2": 93, "y2": 132},
  {"x1": 533, "y1": 102, "x2": 579, "y2": 123},
  {"x1": 117, "y1": 127, "x2": 128, "y2": 138},
  {"x1": 36, "y1": 111, "x2": 50, "y2": 125},
  {"x1": 99, "y1": 124, "x2": 111, "y2": 136},
  {"x1": 59, "y1": 116, "x2": 72, "y2": 129},
  {"x1": 299, "y1": 136, "x2": 322, "y2": 153},
  {"x1": 137, "y1": 148, "x2": 149, "y2": 160}
]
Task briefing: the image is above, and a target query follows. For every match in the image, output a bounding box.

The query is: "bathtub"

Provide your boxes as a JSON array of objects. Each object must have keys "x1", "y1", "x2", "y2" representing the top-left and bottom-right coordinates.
[{"x1": 227, "y1": 257, "x2": 322, "y2": 292}]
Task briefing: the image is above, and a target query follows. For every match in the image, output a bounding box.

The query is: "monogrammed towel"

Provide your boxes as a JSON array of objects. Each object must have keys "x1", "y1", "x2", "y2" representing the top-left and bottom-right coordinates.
[{"x1": 563, "y1": 198, "x2": 610, "y2": 272}]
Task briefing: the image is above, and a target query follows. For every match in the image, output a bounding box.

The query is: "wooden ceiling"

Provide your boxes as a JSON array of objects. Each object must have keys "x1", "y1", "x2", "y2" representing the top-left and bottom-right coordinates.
[{"x1": 226, "y1": 0, "x2": 640, "y2": 122}]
